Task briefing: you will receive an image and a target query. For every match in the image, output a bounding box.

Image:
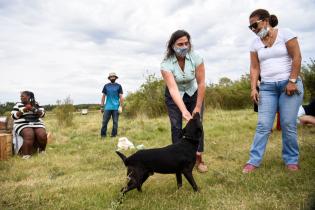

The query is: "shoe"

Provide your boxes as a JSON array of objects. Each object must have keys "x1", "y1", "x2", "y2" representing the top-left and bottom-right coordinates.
[
  {"x1": 39, "y1": 151, "x2": 46, "y2": 155},
  {"x1": 110, "y1": 135, "x2": 117, "y2": 138},
  {"x1": 22, "y1": 155, "x2": 31, "y2": 159},
  {"x1": 196, "y1": 162, "x2": 208, "y2": 173},
  {"x1": 242, "y1": 164, "x2": 257, "y2": 174},
  {"x1": 286, "y1": 164, "x2": 300, "y2": 171},
  {"x1": 195, "y1": 154, "x2": 208, "y2": 173}
]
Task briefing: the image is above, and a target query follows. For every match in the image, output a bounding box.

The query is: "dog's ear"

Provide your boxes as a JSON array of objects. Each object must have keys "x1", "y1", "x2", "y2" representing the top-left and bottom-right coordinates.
[
  {"x1": 116, "y1": 151, "x2": 128, "y2": 166},
  {"x1": 193, "y1": 112, "x2": 200, "y2": 120}
]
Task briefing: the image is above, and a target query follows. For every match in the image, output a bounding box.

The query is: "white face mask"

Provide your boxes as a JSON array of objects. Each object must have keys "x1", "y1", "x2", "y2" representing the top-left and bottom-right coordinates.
[{"x1": 257, "y1": 27, "x2": 270, "y2": 38}]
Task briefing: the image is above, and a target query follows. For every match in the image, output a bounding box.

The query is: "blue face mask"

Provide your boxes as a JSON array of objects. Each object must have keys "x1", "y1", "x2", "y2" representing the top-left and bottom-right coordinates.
[
  {"x1": 173, "y1": 46, "x2": 189, "y2": 57},
  {"x1": 257, "y1": 27, "x2": 269, "y2": 39}
]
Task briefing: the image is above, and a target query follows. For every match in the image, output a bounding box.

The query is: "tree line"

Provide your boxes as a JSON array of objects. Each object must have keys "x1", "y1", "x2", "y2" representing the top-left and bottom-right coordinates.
[
  {"x1": 1, "y1": 59, "x2": 314, "y2": 118},
  {"x1": 124, "y1": 58, "x2": 315, "y2": 118},
  {"x1": 0, "y1": 102, "x2": 100, "y2": 116}
]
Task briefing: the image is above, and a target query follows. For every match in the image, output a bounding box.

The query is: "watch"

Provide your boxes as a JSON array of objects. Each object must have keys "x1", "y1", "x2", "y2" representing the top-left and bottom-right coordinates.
[{"x1": 289, "y1": 78, "x2": 297, "y2": 83}]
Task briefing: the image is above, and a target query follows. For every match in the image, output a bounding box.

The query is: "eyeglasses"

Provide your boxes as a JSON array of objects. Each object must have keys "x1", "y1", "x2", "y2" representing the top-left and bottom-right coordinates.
[{"x1": 248, "y1": 20, "x2": 262, "y2": 31}]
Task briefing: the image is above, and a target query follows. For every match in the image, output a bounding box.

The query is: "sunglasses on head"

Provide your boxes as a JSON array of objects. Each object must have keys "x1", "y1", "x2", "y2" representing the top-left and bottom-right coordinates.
[{"x1": 248, "y1": 20, "x2": 263, "y2": 31}]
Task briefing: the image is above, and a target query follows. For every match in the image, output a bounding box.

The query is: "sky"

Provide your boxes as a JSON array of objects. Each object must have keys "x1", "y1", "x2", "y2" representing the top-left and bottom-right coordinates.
[{"x1": 1, "y1": 0, "x2": 315, "y2": 105}]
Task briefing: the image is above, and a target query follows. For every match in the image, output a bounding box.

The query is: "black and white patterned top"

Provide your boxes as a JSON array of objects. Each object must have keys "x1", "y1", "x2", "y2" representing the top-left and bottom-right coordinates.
[{"x1": 11, "y1": 102, "x2": 46, "y2": 135}]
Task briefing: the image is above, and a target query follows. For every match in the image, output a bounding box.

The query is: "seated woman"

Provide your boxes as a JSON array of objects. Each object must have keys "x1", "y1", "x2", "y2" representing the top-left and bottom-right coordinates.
[
  {"x1": 297, "y1": 98, "x2": 315, "y2": 125},
  {"x1": 11, "y1": 91, "x2": 47, "y2": 159}
]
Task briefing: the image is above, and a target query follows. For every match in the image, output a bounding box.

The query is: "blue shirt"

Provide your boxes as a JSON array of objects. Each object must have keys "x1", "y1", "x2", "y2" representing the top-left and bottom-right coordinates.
[
  {"x1": 160, "y1": 51, "x2": 203, "y2": 97},
  {"x1": 102, "y1": 83, "x2": 123, "y2": 110}
]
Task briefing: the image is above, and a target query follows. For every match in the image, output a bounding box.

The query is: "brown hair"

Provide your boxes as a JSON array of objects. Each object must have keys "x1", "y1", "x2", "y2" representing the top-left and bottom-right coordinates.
[{"x1": 249, "y1": 9, "x2": 278, "y2": 27}]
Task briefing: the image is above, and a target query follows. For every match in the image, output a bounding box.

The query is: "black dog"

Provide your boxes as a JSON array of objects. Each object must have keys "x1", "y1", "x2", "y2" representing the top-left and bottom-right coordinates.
[{"x1": 116, "y1": 113, "x2": 203, "y2": 194}]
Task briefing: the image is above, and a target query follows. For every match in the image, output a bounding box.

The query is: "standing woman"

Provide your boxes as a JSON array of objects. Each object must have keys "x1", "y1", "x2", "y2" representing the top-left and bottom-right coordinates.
[
  {"x1": 11, "y1": 91, "x2": 47, "y2": 159},
  {"x1": 160, "y1": 30, "x2": 207, "y2": 173},
  {"x1": 243, "y1": 9, "x2": 304, "y2": 173}
]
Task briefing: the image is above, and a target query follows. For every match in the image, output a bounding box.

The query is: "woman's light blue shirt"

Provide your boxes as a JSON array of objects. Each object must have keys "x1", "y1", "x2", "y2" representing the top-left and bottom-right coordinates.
[{"x1": 160, "y1": 51, "x2": 203, "y2": 97}]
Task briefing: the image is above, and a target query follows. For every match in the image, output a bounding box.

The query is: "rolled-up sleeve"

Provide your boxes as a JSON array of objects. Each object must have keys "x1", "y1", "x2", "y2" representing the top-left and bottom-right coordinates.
[
  {"x1": 191, "y1": 52, "x2": 203, "y2": 67},
  {"x1": 160, "y1": 59, "x2": 172, "y2": 72}
]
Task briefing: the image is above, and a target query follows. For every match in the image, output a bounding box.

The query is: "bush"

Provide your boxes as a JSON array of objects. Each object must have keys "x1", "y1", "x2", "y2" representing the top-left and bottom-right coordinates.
[
  {"x1": 124, "y1": 74, "x2": 252, "y2": 118},
  {"x1": 53, "y1": 96, "x2": 75, "y2": 127},
  {"x1": 301, "y1": 58, "x2": 315, "y2": 101},
  {"x1": 205, "y1": 74, "x2": 251, "y2": 110},
  {"x1": 124, "y1": 74, "x2": 166, "y2": 118}
]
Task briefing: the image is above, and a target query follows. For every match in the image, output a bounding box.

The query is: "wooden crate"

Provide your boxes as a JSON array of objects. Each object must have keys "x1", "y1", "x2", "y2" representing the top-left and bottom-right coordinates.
[{"x1": 0, "y1": 133, "x2": 13, "y2": 160}]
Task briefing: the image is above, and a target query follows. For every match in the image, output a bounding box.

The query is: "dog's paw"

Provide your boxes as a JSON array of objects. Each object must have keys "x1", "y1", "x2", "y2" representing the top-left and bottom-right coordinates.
[{"x1": 193, "y1": 187, "x2": 200, "y2": 192}]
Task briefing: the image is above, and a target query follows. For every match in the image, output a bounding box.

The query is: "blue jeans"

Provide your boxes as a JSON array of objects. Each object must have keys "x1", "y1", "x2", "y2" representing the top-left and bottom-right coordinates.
[
  {"x1": 165, "y1": 88, "x2": 204, "y2": 152},
  {"x1": 247, "y1": 79, "x2": 304, "y2": 166},
  {"x1": 101, "y1": 110, "x2": 119, "y2": 137}
]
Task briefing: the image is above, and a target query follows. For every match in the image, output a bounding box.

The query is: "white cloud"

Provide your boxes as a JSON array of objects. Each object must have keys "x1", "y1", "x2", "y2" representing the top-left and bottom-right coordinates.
[{"x1": 0, "y1": 0, "x2": 314, "y2": 104}]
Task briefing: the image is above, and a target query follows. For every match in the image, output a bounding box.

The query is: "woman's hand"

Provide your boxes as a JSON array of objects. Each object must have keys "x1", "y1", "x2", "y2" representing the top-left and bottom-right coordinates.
[
  {"x1": 182, "y1": 110, "x2": 192, "y2": 121},
  {"x1": 19, "y1": 104, "x2": 32, "y2": 113},
  {"x1": 285, "y1": 83, "x2": 298, "y2": 96},
  {"x1": 251, "y1": 89, "x2": 259, "y2": 104}
]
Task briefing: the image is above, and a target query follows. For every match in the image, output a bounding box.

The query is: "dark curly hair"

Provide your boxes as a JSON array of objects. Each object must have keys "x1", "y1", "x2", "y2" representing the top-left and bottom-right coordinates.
[
  {"x1": 249, "y1": 9, "x2": 278, "y2": 27},
  {"x1": 165, "y1": 30, "x2": 192, "y2": 59}
]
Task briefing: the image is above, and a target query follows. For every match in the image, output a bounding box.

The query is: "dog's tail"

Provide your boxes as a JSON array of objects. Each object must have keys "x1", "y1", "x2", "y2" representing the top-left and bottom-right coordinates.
[{"x1": 116, "y1": 151, "x2": 127, "y2": 166}]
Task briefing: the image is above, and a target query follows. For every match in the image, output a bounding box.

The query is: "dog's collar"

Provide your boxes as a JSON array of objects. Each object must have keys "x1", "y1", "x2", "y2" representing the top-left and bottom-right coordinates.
[{"x1": 183, "y1": 135, "x2": 193, "y2": 140}]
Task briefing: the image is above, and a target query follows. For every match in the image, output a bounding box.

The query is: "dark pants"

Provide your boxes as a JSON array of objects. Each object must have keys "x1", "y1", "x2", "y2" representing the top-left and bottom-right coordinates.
[
  {"x1": 303, "y1": 98, "x2": 315, "y2": 116},
  {"x1": 101, "y1": 110, "x2": 119, "y2": 137},
  {"x1": 165, "y1": 88, "x2": 204, "y2": 152}
]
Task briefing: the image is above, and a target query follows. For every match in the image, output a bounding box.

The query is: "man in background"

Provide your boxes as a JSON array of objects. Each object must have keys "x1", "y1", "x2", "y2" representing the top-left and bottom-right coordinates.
[{"x1": 100, "y1": 73, "x2": 123, "y2": 138}]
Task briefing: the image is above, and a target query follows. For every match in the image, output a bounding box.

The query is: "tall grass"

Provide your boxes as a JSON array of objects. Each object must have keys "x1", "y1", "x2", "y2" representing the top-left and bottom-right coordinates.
[
  {"x1": 0, "y1": 109, "x2": 314, "y2": 210},
  {"x1": 53, "y1": 96, "x2": 75, "y2": 127}
]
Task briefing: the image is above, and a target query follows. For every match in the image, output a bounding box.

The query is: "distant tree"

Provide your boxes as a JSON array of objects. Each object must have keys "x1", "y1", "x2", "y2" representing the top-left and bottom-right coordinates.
[
  {"x1": 205, "y1": 74, "x2": 251, "y2": 110},
  {"x1": 43, "y1": 104, "x2": 57, "y2": 112},
  {"x1": 218, "y1": 77, "x2": 233, "y2": 87},
  {"x1": 0, "y1": 102, "x2": 15, "y2": 116},
  {"x1": 74, "y1": 104, "x2": 99, "y2": 110}
]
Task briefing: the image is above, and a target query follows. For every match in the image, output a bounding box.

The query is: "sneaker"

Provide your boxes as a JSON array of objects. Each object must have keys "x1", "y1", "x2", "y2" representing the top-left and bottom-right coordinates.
[
  {"x1": 286, "y1": 164, "x2": 300, "y2": 171},
  {"x1": 196, "y1": 162, "x2": 208, "y2": 173},
  {"x1": 39, "y1": 151, "x2": 46, "y2": 155},
  {"x1": 242, "y1": 164, "x2": 257, "y2": 174},
  {"x1": 22, "y1": 155, "x2": 31, "y2": 159}
]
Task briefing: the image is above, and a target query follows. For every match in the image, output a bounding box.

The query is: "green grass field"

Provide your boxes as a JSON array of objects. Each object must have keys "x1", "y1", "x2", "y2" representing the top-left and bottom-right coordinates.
[{"x1": 1, "y1": 109, "x2": 314, "y2": 210}]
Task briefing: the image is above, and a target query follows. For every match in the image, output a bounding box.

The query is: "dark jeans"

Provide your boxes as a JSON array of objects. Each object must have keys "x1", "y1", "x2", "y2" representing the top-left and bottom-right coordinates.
[
  {"x1": 101, "y1": 110, "x2": 119, "y2": 137},
  {"x1": 165, "y1": 88, "x2": 204, "y2": 152}
]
